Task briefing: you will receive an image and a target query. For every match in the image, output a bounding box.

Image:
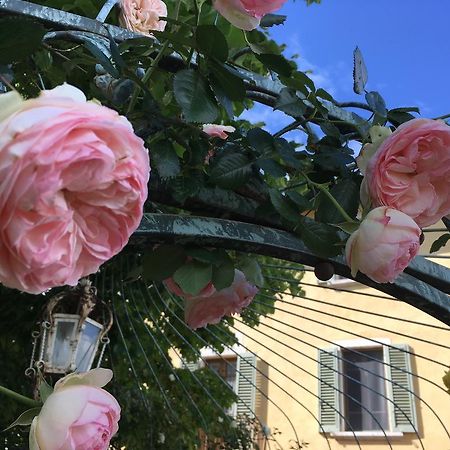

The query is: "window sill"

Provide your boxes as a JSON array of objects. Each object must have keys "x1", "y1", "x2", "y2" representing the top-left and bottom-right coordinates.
[{"x1": 330, "y1": 431, "x2": 404, "y2": 439}]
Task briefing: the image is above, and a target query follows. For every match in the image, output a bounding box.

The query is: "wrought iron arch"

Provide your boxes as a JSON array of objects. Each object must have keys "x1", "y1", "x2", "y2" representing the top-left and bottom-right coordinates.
[{"x1": 0, "y1": 2, "x2": 449, "y2": 449}]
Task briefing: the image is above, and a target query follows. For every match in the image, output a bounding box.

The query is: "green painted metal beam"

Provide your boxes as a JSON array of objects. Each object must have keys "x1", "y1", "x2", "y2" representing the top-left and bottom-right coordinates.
[{"x1": 132, "y1": 213, "x2": 450, "y2": 326}]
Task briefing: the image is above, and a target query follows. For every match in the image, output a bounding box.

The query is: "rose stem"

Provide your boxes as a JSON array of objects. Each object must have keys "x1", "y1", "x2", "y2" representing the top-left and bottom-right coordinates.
[{"x1": 0, "y1": 385, "x2": 41, "y2": 407}]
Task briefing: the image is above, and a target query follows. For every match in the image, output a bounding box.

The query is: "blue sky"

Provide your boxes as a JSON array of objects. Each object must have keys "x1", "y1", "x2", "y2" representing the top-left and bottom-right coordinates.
[{"x1": 243, "y1": 0, "x2": 450, "y2": 137}]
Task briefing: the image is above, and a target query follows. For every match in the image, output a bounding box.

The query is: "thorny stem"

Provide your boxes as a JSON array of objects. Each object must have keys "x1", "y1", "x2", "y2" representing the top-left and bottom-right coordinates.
[{"x1": 0, "y1": 384, "x2": 41, "y2": 408}]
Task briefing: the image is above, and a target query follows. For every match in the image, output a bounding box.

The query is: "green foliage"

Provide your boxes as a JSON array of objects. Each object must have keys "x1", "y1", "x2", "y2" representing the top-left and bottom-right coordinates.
[
  {"x1": 0, "y1": 17, "x2": 46, "y2": 64},
  {"x1": 430, "y1": 234, "x2": 450, "y2": 254}
]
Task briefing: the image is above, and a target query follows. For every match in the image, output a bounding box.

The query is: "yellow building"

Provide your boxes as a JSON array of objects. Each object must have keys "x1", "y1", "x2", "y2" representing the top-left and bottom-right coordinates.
[
  {"x1": 230, "y1": 226, "x2": 450, "y2": 449},
  {"x1": 191, "y1": 225, "x2": 450, "y2": 449}
]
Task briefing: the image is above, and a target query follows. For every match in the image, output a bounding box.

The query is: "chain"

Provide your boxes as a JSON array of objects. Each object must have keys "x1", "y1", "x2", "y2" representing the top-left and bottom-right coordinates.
[
  {"x1": 36, "y1": 321, "x2": 51, "y2": 368},
  {"x1": 24, "y1": 330, "x2": 41, "y2": 377},
  {"x1": 96, "y1": 336, "x2": 110, "y2": 368}
]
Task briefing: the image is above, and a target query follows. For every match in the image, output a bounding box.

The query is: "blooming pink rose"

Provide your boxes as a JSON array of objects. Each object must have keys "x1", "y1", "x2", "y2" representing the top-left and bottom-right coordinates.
[
  {"x1": 345, "y1": 207, "x2": 421, "y2": 283},
  {"x1": 0, "y1": 84, "x2": 149, "y2": 294},
  {"x1": 119, "y1": 0, "x2": 167, "y2": 35},
  {"x1": 213, "y1": 0, "x2": 287, "y2": 30},
  {"x1": 364, "y1": 118, "x2": 450, "y2": 228},
  {"x1": 165, "y1": 270, "x2": 258, "y2": 329},
  {"x1": 202, "y1": 124, "x2": 236, "y2": 140},
  {"x1": 29, "y1": 369, "x2": 120, "y2": 450}
]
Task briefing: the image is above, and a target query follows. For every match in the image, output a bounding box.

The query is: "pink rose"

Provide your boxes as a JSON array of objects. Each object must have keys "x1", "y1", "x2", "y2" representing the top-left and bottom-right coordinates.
[
  {"x1": 364, "y1": 118, "x2": 450, "y2": 228},
  {"x1": 119, "y1": 0, "x2": 167, "y2": 35},
  {"x1": 0, "y1": 84, "x2": 149, "y2": 294},
  {"x1": 29, "y1": 369, "x2": 120, "y2": 450},
  {"x1": 202, "y1": 124, "x2": 236, "y2": 140},
  {"x1": 345, "y1": 207, "x2": 421, "y2": 283},
  {"x1": 165, "y1": 270, "x2": 258, "y2": 329},
  {"x1": 213, "y1": 0, "x2": 287, "y2": 31}
]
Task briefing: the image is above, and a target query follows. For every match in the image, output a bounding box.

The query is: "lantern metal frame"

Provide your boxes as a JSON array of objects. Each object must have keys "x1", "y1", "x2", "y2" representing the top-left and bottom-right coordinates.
[{"x1": 26, "y1": 279, "x2": 113, "y2": 378}]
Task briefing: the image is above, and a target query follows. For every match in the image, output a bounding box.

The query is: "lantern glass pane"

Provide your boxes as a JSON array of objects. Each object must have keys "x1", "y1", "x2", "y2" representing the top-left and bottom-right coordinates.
[
  {"x1": 52, "y1": 320, "x2": 77, "y2": 369},
  {"x1": 75, "y1": 320, "x2": 102, "y2": 372}
]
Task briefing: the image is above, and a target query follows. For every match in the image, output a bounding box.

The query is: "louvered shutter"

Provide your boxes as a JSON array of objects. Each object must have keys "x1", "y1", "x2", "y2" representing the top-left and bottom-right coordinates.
[
  {"x1": 236, "y1": 353, "x2": 257, "y2": 418},
  {"x1": 318, "y1": 348, "x2": 340, "y2": 432},
  {"x1": 386, "y1": 344, "x2": 417, "y2": 432}
]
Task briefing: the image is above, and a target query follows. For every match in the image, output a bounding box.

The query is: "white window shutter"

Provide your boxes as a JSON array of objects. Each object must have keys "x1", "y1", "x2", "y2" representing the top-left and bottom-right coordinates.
[
  {"x1": 318, "y1": 348, "x2": 340, "y2": 433},
  {"x1": 386, "y1": 344, "x2": 418, "y2": 433},
  {"x1": 236, "y1": 353, "x2": 257, "y2": 418}
]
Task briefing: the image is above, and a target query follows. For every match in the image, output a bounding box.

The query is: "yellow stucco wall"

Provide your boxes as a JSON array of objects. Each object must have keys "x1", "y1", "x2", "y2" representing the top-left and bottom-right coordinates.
[{"x1": 237, "y1": 226, "x2": 450, "y2": 449}]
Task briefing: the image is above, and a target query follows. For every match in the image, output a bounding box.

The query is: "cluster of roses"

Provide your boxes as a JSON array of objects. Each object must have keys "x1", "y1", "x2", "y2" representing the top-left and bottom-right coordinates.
[
  {"x1": 346, "y1": 119, "x2": 450, "y2": 283},
  {"x1": 119, "y1": 0, "x2": 288, "y2": 35}
]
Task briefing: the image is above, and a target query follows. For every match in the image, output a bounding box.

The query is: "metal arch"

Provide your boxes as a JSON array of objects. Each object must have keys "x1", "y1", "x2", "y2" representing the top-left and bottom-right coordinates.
[
  {"x1": 0, "y1": 0, "x2": 138, "y2": 41},
  {"x1": 131, "y1": 213, "x2": 450, "y2": 326}
]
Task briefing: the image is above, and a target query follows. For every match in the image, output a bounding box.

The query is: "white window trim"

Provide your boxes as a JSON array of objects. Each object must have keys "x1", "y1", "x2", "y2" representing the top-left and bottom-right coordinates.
[
  {"x1": 330, "y1": 431, "x2": 404, "y2": 439},
  {"x1": 334, "y1": 338, "x2": 400, "y2": 436}
]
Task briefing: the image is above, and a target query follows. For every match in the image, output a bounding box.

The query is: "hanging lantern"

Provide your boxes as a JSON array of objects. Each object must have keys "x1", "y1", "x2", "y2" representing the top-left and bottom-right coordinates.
[{"x1": 26, "y1": 279, "x2": 113, "y2": 377}]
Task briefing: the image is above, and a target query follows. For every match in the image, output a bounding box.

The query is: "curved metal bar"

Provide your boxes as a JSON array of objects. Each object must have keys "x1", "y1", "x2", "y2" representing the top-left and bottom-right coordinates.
[
  {"x1": 132, "y1": 214, "x2": 450, "y2": 325},
  {"x1": 0, "y1": 0, "x2": 139, "y2": 41}
]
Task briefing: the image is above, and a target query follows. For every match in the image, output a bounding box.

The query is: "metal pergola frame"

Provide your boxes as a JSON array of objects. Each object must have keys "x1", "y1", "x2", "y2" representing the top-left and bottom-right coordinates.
[{"x1": 133, "y1": 214, "x2": 450, "y2": 325}]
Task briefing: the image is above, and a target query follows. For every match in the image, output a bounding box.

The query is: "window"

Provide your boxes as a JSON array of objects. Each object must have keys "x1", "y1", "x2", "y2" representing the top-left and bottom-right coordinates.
[
  {"x1": 206, "y1": 356, "x2": 237, "y2": 392},
  {"x1": 318, "y1": 341, "x2": 417, "y2": 436},
  {"x1": 185, "y1": 353, "x2": 257, "y2": 418},
  {"x1": 342, "y1": 348, "x2": 389, "y2": 431}
]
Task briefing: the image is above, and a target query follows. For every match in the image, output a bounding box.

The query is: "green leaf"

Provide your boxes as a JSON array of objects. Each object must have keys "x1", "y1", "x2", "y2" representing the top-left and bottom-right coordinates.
[
  {"x1": 315, "y1": 88, "x2": 334, "y2": 102},
  {"x1": 260, "y1": 14, "x2": 287, "y2": 27},
  {"x1": 186, "y1": 248, "x2": 229, "y2": 266},
  {"x1": 276, "y1": 139, "x2": 303, "y2": 169},
  {"x1": 143, "y1": 245, "x2": 187, "y2": 281},
  {"x1": 171, "y1": 174, "x2": 203, "y2": 202},
  {"x1": 286, "y1": 191, "x2": 312, "y2": 212},
  {"x1": 430, "y1": 234, "x2": 450, "y2": 254},
  {"x1": 257, "y1": 159, "x2": 286, "y2": 178},
  {"x1": 353, "y1": 46, "x2": 368, "y2": 95},
  {"x1": 173, "y1": 69, "x2": 219, "y2": 123},
  {"x1": 211, "y1": 257, "x2": 235, "y2": 290},
  {"x1": 274, "y1": 88, "x2": 307, "y2": 117},
  {"x1": 247, "y1": 128, "x2": 275, "y2": 155},
  {"x1": 269, "y1": 189, "x2": 301, "y2": 223},
  {"x1": 316, "y1": 179, "x2": 360, "y2": 224},
  {"x1": 319, "y1": 122, "x2": 342, "y2": 140},
  {"x1": 238, "y1": 257, "x2": 264, "y2": 288},
  {"x1": 208, "y1": 62, "x2": 246, "y2": 101},
  {"x1": 39, "y1": 377, "x2": 53, "y2": 403},
  {"x1": 297, "y1": 217, "x2": 342, "y2": 257},
  {"x1": 256, "y1": 54, "x2": 293, "y2": 77},
  {"x1": 0, "y1": 17, "x2": 46, "y2": 64},
  {"x1": 365, "y1": 91, "x2": 387, "y2": 118},
  {"x1": 152, "y1": 141, "x2": 180, "y2": 179},
  {"x1": 173, "y1": 261, "x2": 213, "y2": 296},
  {"x1": 4, "y1": 407, "x2": 41, "y2": 431},
  {"x1": 209, "y1": 150, "x2": 253, "y2": 189},
  {"x1": 83, "y1": 40, "x2": 119, "y2": 78},
  {"x1": 195, "y1": 25, "x2": 228, "y2": 62},
  {"x1": 334, "y1": 221, "x2": 360, "y2": 234},
  {"x1": 280, "y1": 71, "x2": 315, "y2": 94}
]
